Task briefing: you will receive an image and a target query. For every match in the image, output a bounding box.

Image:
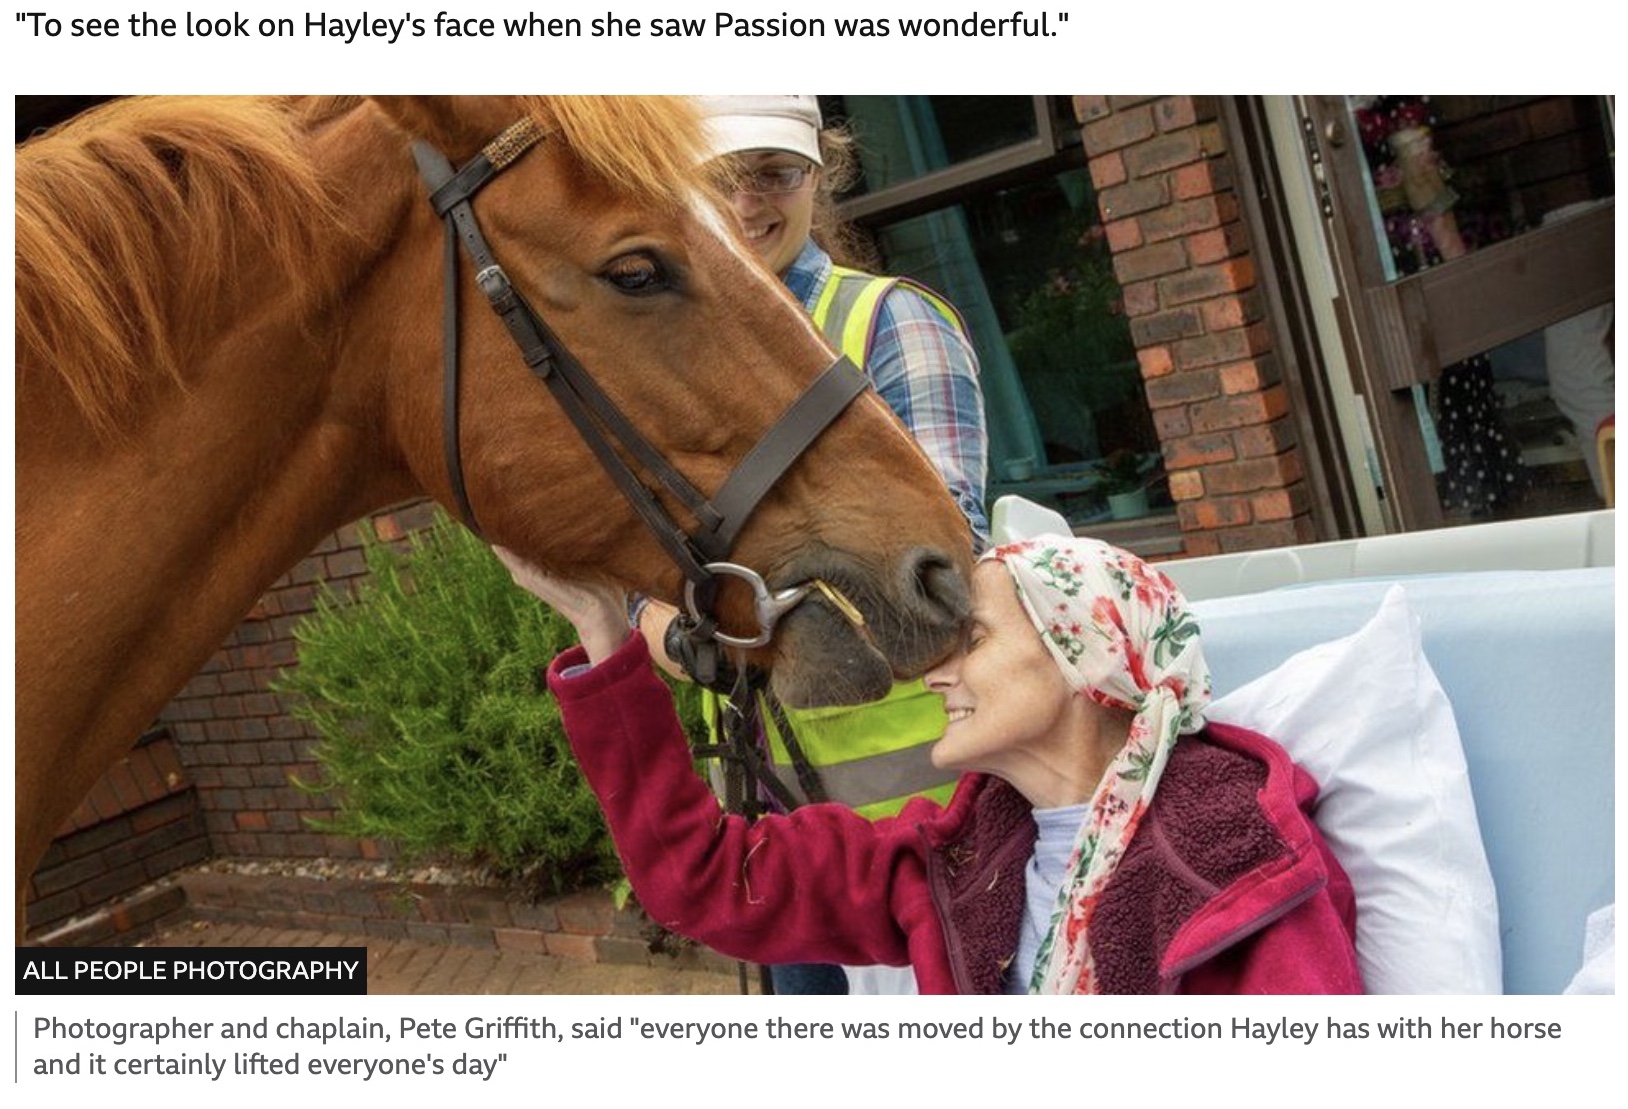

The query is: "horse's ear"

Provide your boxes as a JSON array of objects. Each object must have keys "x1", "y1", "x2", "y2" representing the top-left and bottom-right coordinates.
[{"x1": 369, "y1": 96, "x2": 515, "y2": 162}]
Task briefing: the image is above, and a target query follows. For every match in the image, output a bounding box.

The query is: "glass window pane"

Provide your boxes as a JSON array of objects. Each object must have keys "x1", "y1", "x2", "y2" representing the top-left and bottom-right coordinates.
[
  {"x1": 1428, "y1": 304, "x2": 1614, "y2": 521},
  {"x1": 1346, "y1": 96, "x2": 1614, "y2": 280},
  {"x1": 821, "y1": 95, "x2": 1041, "y2": 194},
  {"x1": 869, "y1": 166, "x2": 1165, "y2": 527}
]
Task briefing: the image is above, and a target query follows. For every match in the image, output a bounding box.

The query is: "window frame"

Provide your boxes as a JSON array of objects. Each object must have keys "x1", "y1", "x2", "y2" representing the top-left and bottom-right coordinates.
[
  {"x1": 827, "y1": 95, "x2": 1183, "y2": 554},
  {"x1": 833, "y1": 96, "x2": 1080, "y2": 225}
]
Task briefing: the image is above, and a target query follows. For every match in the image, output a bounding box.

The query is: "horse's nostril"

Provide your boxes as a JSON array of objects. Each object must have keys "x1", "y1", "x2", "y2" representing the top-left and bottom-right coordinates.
[{"x1": 906, "y1": 549, "x2": 970, "y2": 625}]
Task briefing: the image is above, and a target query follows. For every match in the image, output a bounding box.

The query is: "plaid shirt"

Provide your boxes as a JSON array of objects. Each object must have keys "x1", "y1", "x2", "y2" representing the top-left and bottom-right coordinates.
[{"x1": 784, "y1": 240, "x2": 989, "y2": 547}]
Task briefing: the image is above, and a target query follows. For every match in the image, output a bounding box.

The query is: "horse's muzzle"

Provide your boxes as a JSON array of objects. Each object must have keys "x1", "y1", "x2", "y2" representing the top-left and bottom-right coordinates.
[{"x1": 763, "y1": 545, "x2": 971, "y2": 709}]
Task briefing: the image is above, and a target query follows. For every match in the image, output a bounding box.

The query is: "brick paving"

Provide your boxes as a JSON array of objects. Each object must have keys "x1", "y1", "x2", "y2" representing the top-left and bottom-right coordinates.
[{"x1": 146, "y1": 918, "x2": 753, "y2": 995}]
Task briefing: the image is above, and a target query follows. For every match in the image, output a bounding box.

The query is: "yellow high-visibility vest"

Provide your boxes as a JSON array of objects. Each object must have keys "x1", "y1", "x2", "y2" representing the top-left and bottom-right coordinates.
[{"x1": 706, "y1": 265, "x2": 968, "y2": 819}]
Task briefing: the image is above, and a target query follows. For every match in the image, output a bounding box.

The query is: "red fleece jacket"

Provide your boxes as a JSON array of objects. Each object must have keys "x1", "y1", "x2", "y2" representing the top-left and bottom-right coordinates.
[{"x1": 550, "y1": 635, "x2": 1362, "y2": 995}]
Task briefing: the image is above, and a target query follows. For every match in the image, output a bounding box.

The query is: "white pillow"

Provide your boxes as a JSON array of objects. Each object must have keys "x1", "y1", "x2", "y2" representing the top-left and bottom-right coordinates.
[{"x1": 1207, "y1": 584, "x2": 1502, "y2": 994}]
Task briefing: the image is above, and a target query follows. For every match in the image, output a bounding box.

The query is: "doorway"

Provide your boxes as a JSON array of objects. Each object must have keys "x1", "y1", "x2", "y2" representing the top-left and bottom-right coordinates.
[{"x1": 1295, "y1": 96, "x2": 1614, "y2": 531}]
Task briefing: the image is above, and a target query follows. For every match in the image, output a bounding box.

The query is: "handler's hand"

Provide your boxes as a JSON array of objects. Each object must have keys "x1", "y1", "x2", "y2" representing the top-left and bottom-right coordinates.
[{"x1": 493, "y1": 547, "x2": 629, "y2": 666}]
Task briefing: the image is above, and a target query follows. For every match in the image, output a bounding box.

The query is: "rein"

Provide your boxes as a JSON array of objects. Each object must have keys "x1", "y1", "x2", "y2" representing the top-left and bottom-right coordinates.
[{"x1": 412, "y1": 117, "x2": 869, "y2": 667}]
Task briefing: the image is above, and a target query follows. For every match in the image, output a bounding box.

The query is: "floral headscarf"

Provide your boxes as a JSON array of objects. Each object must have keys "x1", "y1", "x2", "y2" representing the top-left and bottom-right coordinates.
[{"x1": 981, "y1": 536, "x2": 1211, "y2": 994}]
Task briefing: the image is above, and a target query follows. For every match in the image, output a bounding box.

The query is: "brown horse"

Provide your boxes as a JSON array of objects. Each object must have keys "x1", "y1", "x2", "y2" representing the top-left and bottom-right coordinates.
[{"x1": 14, "y1": 96, "x2": 973, "y2": 921}]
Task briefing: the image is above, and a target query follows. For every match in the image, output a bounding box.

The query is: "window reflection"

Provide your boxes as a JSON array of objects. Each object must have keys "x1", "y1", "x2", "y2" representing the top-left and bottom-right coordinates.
[
  {"x1": 824, "y1": 95, "x2": 1040, "y2": 193},
  {"x1": 1349, "y1": 96, "x2": 1615, "y2": 521},
  {"x1": 1348, "y1": 95, "x2": 1614, "y2": 280}
]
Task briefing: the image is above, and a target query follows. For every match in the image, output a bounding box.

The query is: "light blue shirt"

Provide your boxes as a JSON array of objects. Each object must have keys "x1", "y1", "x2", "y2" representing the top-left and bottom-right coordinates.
[{"x1": 1006, "y1": 802, "x2": 1088, "y2": 994}]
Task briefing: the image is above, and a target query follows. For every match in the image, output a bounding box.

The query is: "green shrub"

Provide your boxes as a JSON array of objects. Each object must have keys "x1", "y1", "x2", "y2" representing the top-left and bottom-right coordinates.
[{"x1": 278, "y1": 513, "x2": 706, "y2": 894}]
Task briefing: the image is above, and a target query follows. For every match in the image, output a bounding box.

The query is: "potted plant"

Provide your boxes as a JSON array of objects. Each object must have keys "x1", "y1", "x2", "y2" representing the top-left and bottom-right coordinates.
[{"x1": 1093, "y1": 448, "x2": 1151, "y2": 520}]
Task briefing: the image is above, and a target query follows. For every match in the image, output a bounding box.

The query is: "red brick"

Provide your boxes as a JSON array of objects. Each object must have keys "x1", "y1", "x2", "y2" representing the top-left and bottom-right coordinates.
[
  {"x1": 1216, "y1": 519, "x2": 1315, "y2": 553},
  {"x1": 1099, "y1": 177, "x2": 1169, "y2": 222},
  {"x1": 1155, "y1": 97, "x2": 1198, "y2": 132},
  {"x1": 1121, "y1": 278, "x2": 1160, "y2": 318},
  {"x1": 415, "y1": 892, "x2": 465, "y2": 924},
  {"x1": 1089, "y1": 149, "x2": 1127, "y2": 190},
  {"x1": 128, "y1": 792, "x2": 195, "y2": 834},
  {"x1": 1204, "y1": 455, "x2": 1300, "y2": 496},
  {"x1": 277, "y1": 584, "x2": 319, "y2": 614},
  {"x1": 1083, "y1": 105, "x2": 1156, "y2": 156},
  {"x1": 493, "y1": 927, "x2": 548, "y2": 953},
  {"x1": 1251, "y1": 489, "x2": 1295, "y2": 521},
  {"x1": 372, "y1": 515, "x2": 404, "y2": 542},
  {"x1": 1123, "y1": 131, "x2": 1203, "y2": 178},
  {"x1": 1140, "y1": 197, "x2": 1222, "y2": 243},
  {"x1": 555, "y1": 890, "x2": 615, "y2": 935},
  {"x1": 1173, "y1": 328, "x2": 1261, "y2": 371},
  {"x1": 323, "y1": 549, "x2": 367, "y2": 579},
  {"x1": 150, "y1": 742, "x2": 189, "y2": 791},
  {"x1": 1160, "y1": 257, "x2": 1257, "y2": 306},
  {"x1": 1187, "y1": 227, "x2": 1230, "y2": 266},
  {"x1": 1164, "y1": 433, "x2": 1238, "y2": 470},
  {"x1": 1144, "y1": 368, "x2": 1220, "y2": 410},
  {"x1": 1153, "y1": 406, "x2": 1192, "y2": 439},
  {"x1": 462, "y1": 893, "x2": 514, "y2": 929},
  {"x1": 1113, "y1": 239, "x2": 1188, "y2": 285},
  {"x1": 1200, "y1": 290, "x2": 1262, "y2": 331},
  {"x1": 543, "y1": 932, "x2": 599, "y2": 962},
  {"x1": 1172, "y1": 160, "x2": 1220, "y2": 199},
  {"x1": 1219, "y1": 360, "x2": 1267, "y2": 394},
  {"x1": 1179, "y1": 531, "x2": 1222, "y2": 557},
  {"x1": 1130, "y1": 306, "x2": 1204, "y2": 347},
  {"x1": 105, "y1": 761, "x2": 145, "y2": 813},
  {"x1": 444, "y1": 923, "x2": 499, "y2": 951},
  {"x1": 1073, "y1": 96, "x2": 1111, "y2": 123},
  {"x1": 1167, "y1": 470, "x2": 1205, "y2": 501},
  {"x1": 31, "y1": 853, "x2": 107, "y2": 897},
  {"x1": 180, "y1": 674, "x2": 224, "y2": 699},
  {"x1": 1189, "y1": 386, "x2": 1290, "y2": 432},
  {"x1": 507, "y1": 900, "x2": 561, "y2": 932},
  {"x1": 1138, "y1": 346, "x2": 1174, "y2": 379},
  {"x1": 610, "y1": 906, "x2": 652, "y2": 940},
  {"x1": 1182, "y1": 497, "x2": 1254, "y2": 530},
  {"x1": 1105, "y1": 216, "x2": 1143, "y2": 253},
  {"x1": 1194, "y1": 121, "x2": 1229, "y2": 158},
  {"x1": 1233, "y1": 419, "x2": 1296, "y2": 458}
]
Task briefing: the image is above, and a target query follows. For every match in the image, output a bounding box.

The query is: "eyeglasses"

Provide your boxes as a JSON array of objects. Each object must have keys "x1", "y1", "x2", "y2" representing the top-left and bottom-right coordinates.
[{"x1": 727, "y1": 164, "x2": 816, "y2": 196}]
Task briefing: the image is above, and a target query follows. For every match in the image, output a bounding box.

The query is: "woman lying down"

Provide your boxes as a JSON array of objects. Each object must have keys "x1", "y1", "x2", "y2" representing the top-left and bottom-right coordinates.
[{"x1": 497, "y1": 536, "x2": 1362, "y2": 995}]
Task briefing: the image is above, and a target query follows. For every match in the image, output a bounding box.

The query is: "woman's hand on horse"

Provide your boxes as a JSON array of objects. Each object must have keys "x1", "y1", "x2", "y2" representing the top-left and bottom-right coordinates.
[{"x1": 492, "y1": 547, "x2": 629, "y2": 665}]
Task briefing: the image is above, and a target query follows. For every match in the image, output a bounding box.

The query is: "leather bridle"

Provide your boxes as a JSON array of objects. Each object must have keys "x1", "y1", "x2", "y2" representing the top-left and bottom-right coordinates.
[{"x1": 411, "y1": 117, "x2": 870, "y2": 670}]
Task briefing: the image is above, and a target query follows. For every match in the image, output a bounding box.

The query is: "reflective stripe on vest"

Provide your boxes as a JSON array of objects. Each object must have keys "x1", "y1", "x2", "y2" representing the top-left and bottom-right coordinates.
[
  {"x1": 702, "y1": 265, "x2": 967, "y2": 818},
  {"x1": 812, "y1": 265, "x2": 966, "y2": 367}
]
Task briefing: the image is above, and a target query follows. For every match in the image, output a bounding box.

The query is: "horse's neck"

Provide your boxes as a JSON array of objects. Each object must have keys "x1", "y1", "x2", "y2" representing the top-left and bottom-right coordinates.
[{"x1": 14, "y1": 106, "x2": 427, "y2": 876}]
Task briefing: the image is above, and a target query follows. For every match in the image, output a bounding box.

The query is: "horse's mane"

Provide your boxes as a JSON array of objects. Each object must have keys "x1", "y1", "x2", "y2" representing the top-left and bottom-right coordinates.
[
  {"x1": 16, "y1": 96, "x2": 343, "y2": 436},
  {"x1": 521, "y1": 96, "x2": 710, "y2": 212},
  {"x1": 15, "y1": 96, "x2": 711, "y2": 438}
]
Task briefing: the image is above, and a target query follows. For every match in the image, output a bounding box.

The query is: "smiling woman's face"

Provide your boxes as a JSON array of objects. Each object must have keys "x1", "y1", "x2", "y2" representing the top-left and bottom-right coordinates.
[
  {"x1": 722, "y1": 150, "x2": 817, "y2": 277},
  {"x1": 924, "y1": 561, "x2": 1077, "y2": 778}
]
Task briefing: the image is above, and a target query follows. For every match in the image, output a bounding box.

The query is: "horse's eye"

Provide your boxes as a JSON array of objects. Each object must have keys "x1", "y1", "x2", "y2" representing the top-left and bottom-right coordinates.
[{"x1": 601, "y1": 252, "x2": 672, "y2": 296}]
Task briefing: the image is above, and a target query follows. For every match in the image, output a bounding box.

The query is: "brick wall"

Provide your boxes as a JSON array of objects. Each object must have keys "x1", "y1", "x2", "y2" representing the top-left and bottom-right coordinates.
[
  {"x1": 1075, "y1": 96, "x2": 1316, "y2": 556},
  {"x1": 154, "y1": 499, "x2": 444, "y2": 867},
  {"x1": 25, "y1": 730, "x2": 210, "y2": 938},
  {"x1": 1434, "y1": 95, "x2": 1613, "y2": 226},
  {"x1": 24, "y1": 503, "x2": 447, "y2": 938}
]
